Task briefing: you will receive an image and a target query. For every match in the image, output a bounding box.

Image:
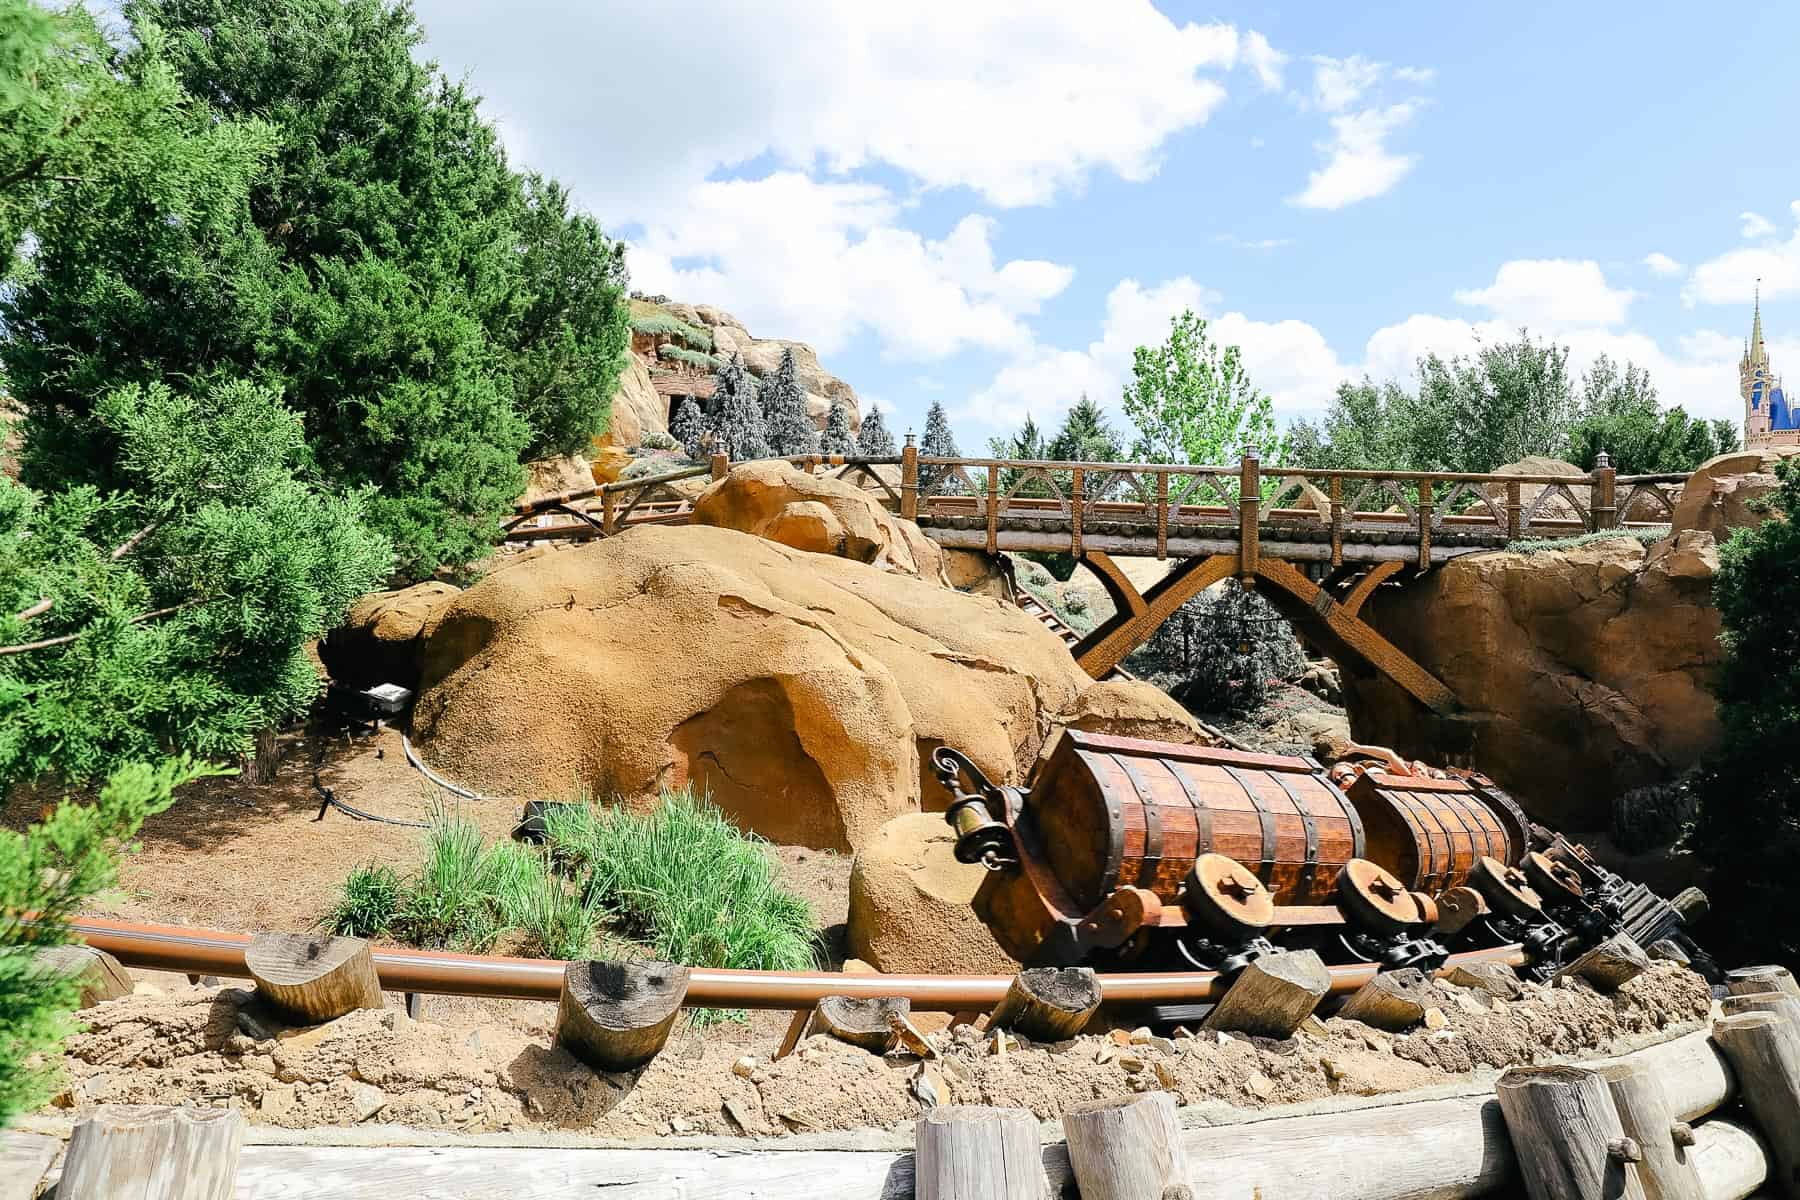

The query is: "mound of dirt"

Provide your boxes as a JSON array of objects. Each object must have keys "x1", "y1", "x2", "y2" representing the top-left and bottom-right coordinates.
[{"x1": 47, "y1": 963, "x2": 1708, "y2": 1139}]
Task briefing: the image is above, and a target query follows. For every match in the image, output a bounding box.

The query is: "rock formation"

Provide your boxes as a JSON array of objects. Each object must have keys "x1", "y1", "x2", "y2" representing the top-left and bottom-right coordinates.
[
  {"x1": 846, "y1": 812, "x2": 1018, "y2": 975},
  {"x1": 415, "y1": 525, "x2": 1106, "y2": 850},
  {"x1": 1667, "y1": 447, "x2": 1800, "y2": 539},
  {"x1": 1344, "y1": 531, "x2": 1724, "y2": 829},
  {"x1": 319, "y1": 581, "x2": 461, "y2": 691},
  {"x1": 596, "y1": 356, "x2": 667, "y2": 450},
  {"x1": 1484, "y1": 456, "x2": 1589, "y2": 523},
  {"x1": 691, "y1": 461, "x2": 946, "y2": 584},
  {"x1": 668, "y1": 303, "x2": 861, "y2": 433}
]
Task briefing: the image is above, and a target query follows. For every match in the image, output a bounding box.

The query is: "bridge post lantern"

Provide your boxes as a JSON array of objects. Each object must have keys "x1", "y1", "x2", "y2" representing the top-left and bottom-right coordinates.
[
  {"x1": 710, "y1": 451, "x2": 729, "y2": 482},
  {"x1": 901, "y1": 433, "x2": 920, "y2": 521},
  {"x1": 1238, "y1": 445, "x2": 1261, "y2": 585},
  {"x1": 1592, "y1": 451, "x2": 1617, "y2": 531}
]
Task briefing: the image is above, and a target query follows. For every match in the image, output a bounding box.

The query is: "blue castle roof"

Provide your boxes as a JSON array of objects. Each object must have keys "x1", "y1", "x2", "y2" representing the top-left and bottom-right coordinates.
[{"x1": 1773, "y1": 383, "x2": 1797, "y2": 431}]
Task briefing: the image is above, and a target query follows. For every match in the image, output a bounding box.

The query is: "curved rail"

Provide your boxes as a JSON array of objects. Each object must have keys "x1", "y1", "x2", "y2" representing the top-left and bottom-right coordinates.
[{"x1": 69, "y1": 916, "x2": 1525, "y2": 1011}]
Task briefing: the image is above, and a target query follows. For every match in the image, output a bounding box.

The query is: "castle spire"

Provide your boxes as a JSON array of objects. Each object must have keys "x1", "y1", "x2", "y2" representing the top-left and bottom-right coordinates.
[{"x1": 1749, "y1": 279, "x2": 1768, "y2": 366}]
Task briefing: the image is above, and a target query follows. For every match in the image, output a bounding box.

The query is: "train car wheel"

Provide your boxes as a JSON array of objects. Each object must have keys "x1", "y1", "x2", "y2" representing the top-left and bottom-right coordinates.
[
  {"x1": 1181, "y1": 853, "x2": 1275, "y2": 938},
  {"x1": 1523, "y1": 850, "x2": 1585, "y2": 905},
  {"x1": 1469, "y1": 855, "x2": 1543, "y2": 919},
  {"x1": 1338, "y1": 858, "x2": 1426, "y2": 935}
]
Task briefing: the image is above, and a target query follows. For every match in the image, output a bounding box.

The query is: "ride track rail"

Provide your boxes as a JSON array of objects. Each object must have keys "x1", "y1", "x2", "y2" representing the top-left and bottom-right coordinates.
[{"x1": 68, "y1": 916, "x2": 1525, "y2": 1011}]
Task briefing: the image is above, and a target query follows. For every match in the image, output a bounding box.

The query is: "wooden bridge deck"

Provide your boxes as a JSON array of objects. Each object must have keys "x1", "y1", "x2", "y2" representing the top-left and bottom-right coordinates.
[{"x1": 503, "y1": 449, "x2": 1685, "y2": 715}]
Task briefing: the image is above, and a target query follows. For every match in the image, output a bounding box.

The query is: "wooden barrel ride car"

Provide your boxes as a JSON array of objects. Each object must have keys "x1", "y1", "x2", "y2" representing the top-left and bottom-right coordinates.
[{"x1": 1342, "y1": 770, "x2": 1530, "y2": 895}]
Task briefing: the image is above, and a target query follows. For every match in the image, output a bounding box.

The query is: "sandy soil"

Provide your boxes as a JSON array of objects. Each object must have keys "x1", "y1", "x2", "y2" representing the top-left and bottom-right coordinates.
[{"x1": 41, "y1": 962, "x2": 1709, "y2": 1138}]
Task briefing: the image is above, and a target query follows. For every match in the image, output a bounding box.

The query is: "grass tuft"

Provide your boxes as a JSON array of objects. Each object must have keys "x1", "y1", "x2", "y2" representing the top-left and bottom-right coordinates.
[{"x1": 1509, "y1": 526, "x2": 1669, "y2": 555}]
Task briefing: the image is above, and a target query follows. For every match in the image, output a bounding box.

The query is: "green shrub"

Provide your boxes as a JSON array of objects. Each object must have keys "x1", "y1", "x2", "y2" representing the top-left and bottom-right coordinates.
[
  {"x1": 657, "y1": 344, "x2": 724, "y2": 371},
  {"x1": 1063, "y1": 590, "x2": 1089, "y2": 615},
  {"x1": 543, "y1": 791, "x2": 816, "y2": 975},
  {"x1": 396, "y1": 814, "x2": 503, "y2": 952},
  {"x1": 1509, "y1": 526, "x2": 1668, "y2": 555},
  {"x1": 640, "y1": 430, "x2": 678, "y2": 451},
  {"x1": 1128, "y1": 583, "x2": 1305, "y2": 715},
  {"x1": 630, "y1": 311, "x2": 713, "y2": 352},
  {"x1": 327, "y1": 864, "x2": 403, "y2": 938}
]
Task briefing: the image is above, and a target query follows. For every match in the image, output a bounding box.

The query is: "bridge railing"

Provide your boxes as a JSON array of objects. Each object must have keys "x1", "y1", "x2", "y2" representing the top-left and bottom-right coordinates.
[{"x1": 504, "y1": 441, "x2": 1686, "y2": 565}]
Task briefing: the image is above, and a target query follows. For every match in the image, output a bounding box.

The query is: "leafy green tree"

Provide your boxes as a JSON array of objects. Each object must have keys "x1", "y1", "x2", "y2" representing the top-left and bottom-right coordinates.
[
  {"x1": 761, "y1": 348, "x2": 817, "y2": 456},
  {"x1": 820, "y1": 398, "x2": 854, "y2": 455},
  {"x1": 499, "y1": 173, "x2": 632, "y2": 459},
  {"x1": 1566, "y1": 354, "x2": 1738, "y2": 473},
  {"x1": 1417, "y1": 331, "x2": 1576, "y2": 472},
  {"x1": 856, "y1": 405, "x2": 895, "y2": 456},
  {"x1": 1286, "y1": 378, "x2": 1455, "y2": 472},
  {"x1": 9, "y1": 0, "x2": 544, "y2": 578},
  {"x1": 1122, "y1": 310, "x2": 1284, "y2": 466},
  {"x1": 1048, "y1": 393, "x2": 1123, "y2": 463},
  {"x1": 670, "y1": 395, "x2": 705, "y2": 459},
  {"x1": 1692, "y1": 458, "x2": 1800, "y2": 965},
  {"x1": 1, "y1": 377, "x2": 391, "y2": 791},
  {"x1": 711, "y1": 353, "x2": 769, "y2": 460},
  {"x1": 1, "y1": 757, "x2": 225, "y2": 1124},
  {"x1": 919, "y1": 399, "x2": 963, "y2": 494}
]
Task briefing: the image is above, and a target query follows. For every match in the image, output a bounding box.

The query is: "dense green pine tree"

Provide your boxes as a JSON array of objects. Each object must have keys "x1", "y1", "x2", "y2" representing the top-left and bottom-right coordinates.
[
  {"x1": 1048, "y1": 393, "x2": 1123, "y2": 463},
  {"x1": 500, "y1": 173, "x2": 632, "y2": 459},
  {"x1": 920, "y1": 399, "x2": 962, "y2": 493},
  {"x1": 711, "y1": 353, "x2": 770, "y2": 460},
  {"x1": 820, "y1": 399, "x2": 854, "y2": 455},
  {"x1": 670, "y1": 395, "x2": 705, "y2": 459},
  {"x1": 762, "y1": 348, "x2": 817, "y2": 456},
  {"x1": 856, "y1": 405, "x2": 896, "y2": 455}
]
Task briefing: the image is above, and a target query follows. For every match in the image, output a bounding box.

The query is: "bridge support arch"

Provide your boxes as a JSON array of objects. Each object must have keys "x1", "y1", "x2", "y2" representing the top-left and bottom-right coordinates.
[{"x1": 1071, "y1": 552, "x2": 1456, "y2": 715}]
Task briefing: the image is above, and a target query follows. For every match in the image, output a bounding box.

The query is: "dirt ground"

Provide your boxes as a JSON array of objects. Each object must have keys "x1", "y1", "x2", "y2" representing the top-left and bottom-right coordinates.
[
  {"x1": 1, "y1": 725, "x2": 853, "y2": 1048},
  {"x1": 39, "y1": 961, "x2": 1709, "y2": 1138}
]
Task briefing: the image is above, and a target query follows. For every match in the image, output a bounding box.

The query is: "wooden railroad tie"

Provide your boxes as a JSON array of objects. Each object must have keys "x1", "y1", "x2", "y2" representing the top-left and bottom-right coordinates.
[
  {"x1": 986, "y1": 967, "x2": 1101, "y2": 1042},
  {"x1": 555, "y1": 959, "x2": 690, "y2": 1074},
  {"x1": 1062, "y1": 1091, "x2": 1190, "y2": 1200},
  {"x1": 914, "y1": 1106, "x2": 1046, "y2": 1200},
  {"x1": 1201, "y1": 950, "x2": 1330, "y2": 1040},
  {"x1": 1711, "y1": 1012, "x2": 1800, "y2": 1198},
  {"x1": 60, "y1": 1104, "x2": 245, "y2": 1200},
  {"x1": 245, "y1": 932, "x2": 383, "y2": 1025}
]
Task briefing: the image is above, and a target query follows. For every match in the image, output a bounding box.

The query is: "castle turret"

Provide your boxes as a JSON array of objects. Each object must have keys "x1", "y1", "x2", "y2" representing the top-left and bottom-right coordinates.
[{"x1": 1743, "y1": 283, "x2": 1799, "y2": 447}]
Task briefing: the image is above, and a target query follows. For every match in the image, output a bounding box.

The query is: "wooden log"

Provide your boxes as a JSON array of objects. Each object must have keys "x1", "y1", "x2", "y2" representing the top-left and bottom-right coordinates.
[
  {"x1": 1443, "y1": 959, "x2": 1525, "y2": 1001},
  {"x1": 1496, "y1": 1065, "x2": 1647, "y2": 1200},
  {"x1": 244, "y1": 932, "x2": 383, "y2": 1024},
  {"x1": 60, "y1": 1104, "x2": 245, "y2": 1200},
  {"x1": 1725, "y1": 965, "x2": 1800, "y2": 1000},
  {"x1": 1558, "y1": 934, "x2": 1652, "y2": 993},
  {"x1": 1063, "y1": 1091, "x2": 1189, "y2": 1200},
  {"x1": 915, "y1": 1106, "x2": 1047, "y2": 1200},
  {"x1": 555, "y1": 959, "x2": 690, "y2": 1073},
  {"x1": 1690, "y1": 1119, "x2": 1769, "y2": 1200},
  {"x1": 813, "y1": 995, "x2": 911, "y2": 1053},
  {"x1": 1647, "y1": 940, "x2": 1692, "y2": 967},
  {"x1": 986, "y1": 968, "x2": 1101, "y2": 1042},
  {"x1": 1711, "y1": 1013, "x2": 1800, "y2": 1198},
  {"x1": 0, "y1": 1131, "x2": 60, "y2": 1200},
  {"x1": 1337, "y1": 967, "x2": 1437, "y2": 1032},
  {"x1": 1598, "y1": 1061, "x2": 1705, "y2": 1200},
  {"x1": 1201, "y1": 950, "x2": 1330, "y2": 1039},
  {"x1": 34, "y1": 945, "x2": 132, "y2": 1009},
  {"x1": 1719, "y1": 992, "x2": 1800, "y2": 1025}
]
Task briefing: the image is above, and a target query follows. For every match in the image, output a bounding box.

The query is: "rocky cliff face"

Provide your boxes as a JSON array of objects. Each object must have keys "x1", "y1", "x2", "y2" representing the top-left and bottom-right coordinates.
[{"x1": 1345, "y1": 531, "x2": 1723, "y2": 830}]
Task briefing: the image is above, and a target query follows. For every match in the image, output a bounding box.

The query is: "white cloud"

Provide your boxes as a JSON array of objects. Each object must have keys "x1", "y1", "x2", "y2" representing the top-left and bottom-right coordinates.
[
  {"x1": 1289, "y1": 102, "x2": 1422, "y2": 210},
  {"x1": 415, "y1": 0, "x2": 1278, "y2": 214},
  {"x1": 1686, "y1": 202, "x2": 1800, "y2": 305},
  {"x1": 1310, "y1": 54, "x2": 1385, "y2": 112},
  {"x1": 1741, "y1": 211, "x2": 1777, "y2": 239},
  {"x1": 1394, "y1": 66, "x2": 1436, "y2": 85},
  {"x1": 1642, "y1": 252, "x2": 1683, "y2": 277},
  {"x1": 629, "y1": 175, "x2": 1073, "y2": 361},
  {"x1": 1453, "y1": 259, "x2": 1636, "y2": 327}
]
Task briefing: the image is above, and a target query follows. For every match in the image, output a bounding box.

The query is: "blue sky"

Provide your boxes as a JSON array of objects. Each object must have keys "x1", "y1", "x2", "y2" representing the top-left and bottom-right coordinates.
[{"x1": 413, "y1": 1, "x2": 1800, "y2": 446}]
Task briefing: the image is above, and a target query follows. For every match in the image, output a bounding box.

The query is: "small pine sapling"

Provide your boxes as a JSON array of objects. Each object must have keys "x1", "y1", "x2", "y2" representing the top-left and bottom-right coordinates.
[{"x1": 820, "y1": 399, "x2": 854, "y2": 455}]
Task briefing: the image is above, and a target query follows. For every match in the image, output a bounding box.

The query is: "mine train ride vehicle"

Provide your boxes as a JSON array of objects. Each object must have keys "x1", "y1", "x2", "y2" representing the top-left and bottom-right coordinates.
[{"x1": 933, "y1": 731, "x2": 1712, "y2": 982}]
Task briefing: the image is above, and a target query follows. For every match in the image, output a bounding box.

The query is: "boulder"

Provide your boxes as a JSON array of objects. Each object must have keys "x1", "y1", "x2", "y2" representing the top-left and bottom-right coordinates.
[
  {"x1": 596, "y1": 355, "x2": 669, "y2": 449},
  {"x1": 413, "y1": 525, "x2": 1097, "y2": 850},
  {"x1": 942, "y1": 549, "x2": 1011, "y2": 600},
  {"x1": 691, "y1": 460, "x2": 947, "y2": 584},
  {"x1": 846, "y1": 813, "x2": 1017, "y2": 975},
  {"x1": 320, "y1": 582, "x2": 462, "y2": 691},
  {"x1": 1484, "y1": 456, "x2": 1589, "y2": 524},
  {"x1": 520, "y1": 454, "x2": 593, "y2": 505},
  {"x1": 1035, "y1": 679, "x2": 1217, "y2": 774},
  {"x1": 1666, "y1": 448, "x2": 1799, "y2": 539},
  {"x1": 1343, "y1": 532, "x2": 1723, "y2": 829}
]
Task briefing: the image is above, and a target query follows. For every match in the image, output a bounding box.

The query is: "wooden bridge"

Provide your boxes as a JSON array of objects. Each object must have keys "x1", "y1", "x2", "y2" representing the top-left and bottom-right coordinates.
[{"x1": 507, "y1": 444, "x2": 1685, "y2": 716}]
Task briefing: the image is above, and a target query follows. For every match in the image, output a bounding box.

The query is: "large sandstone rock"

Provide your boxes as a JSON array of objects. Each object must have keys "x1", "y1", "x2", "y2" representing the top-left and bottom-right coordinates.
[
  {"x1": 413, "y1": 525, "x2": 1098, "y2": 850},
  {"x1": 1344, "y1": 532, "x2": 1723, "y2": 829},
  {"x1": 1035, "y1": 679, "x2": 1216, "y2": 774},
  {"x1": 691, "y1": 460, "x2": 946, "y2": 584},
  {"x1": 1667, "y1": 448, "x2": 1799, "y2": 539},
  {"x1": 320, "y1": 582, "x2": 462, "y2": 691},
  {"x1": 943, "y1": 549, "x2": 1011, "y2": 600},
  {"x1": 846, "y1": 813, "x2": 1017, "y2": 975},
  {"x1": 596, "y1": 355, "x2": 669, "y2": 450},
  {"x1": 667, "y1": 303, "x2": 860, "y2": 432},
  {"x1": 520, "y1": 455, "x2": 593, "y2": 505}
]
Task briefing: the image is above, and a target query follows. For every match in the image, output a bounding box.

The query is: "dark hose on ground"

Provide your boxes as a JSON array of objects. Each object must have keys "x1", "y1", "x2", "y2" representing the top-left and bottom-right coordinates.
[{"x1": 68, "y1": 916, "x2": 1527, "y2": 1011}]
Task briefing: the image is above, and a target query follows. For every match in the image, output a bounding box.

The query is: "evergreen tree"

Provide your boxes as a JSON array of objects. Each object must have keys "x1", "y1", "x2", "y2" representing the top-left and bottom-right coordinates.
[
  {"x1": 11, "y1": 0, "x2": 540, "y2": 578},
  {"x1": 919, "y1": 399, "x2": 963, "y2": 494},
  {"x1": 711, "y1": 353, "x2": 770, "y2": 460},
  {"x1": 670, "y1": 395, "x2": 705, "y2": 459},
  {"x1": 761, "y1": 347, "x2": 817, "y2": 456},
  {"x1": 0, "y1": 377, "x2": 393, "y2": 790},
  {"x1": 820, "y1": 399, "x2": 854, "y2": 455},
  {"x1": 856, "y1": 405, "x2": 896, "y2": 455},
  {"x1": 989, "y1": 413, "x2": 1050, "y2": 497},
  {"x1": 500, "y1": 174, "x2": 632, "y2": 459},
  {"x1": 1048, "y1": 393, "x2": 1123, "y2": 463}
]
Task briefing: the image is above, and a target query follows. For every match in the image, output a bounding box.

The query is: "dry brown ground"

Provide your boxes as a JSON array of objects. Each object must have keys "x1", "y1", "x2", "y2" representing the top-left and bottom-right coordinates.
[{"x1": 2, "y1": 725, "x2": 853, "y2": 1049}]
